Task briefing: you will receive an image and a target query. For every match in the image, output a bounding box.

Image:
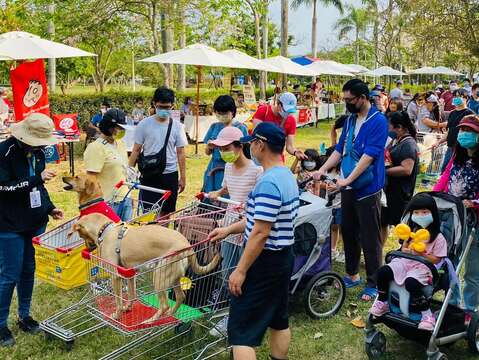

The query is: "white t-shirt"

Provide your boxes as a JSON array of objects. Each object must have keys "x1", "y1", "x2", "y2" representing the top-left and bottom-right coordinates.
[
  {"x1": 222, "y1": 161, "x2": 263, "y2": 204},
  {"x1": 134, "y1": 115, "x2": 188, "y2": 174}
]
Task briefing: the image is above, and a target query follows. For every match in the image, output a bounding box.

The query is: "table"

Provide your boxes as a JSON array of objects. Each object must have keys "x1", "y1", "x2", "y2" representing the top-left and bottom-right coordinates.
[{"x1": 57, "y1": 137, "x2": 80, "y2": 176}]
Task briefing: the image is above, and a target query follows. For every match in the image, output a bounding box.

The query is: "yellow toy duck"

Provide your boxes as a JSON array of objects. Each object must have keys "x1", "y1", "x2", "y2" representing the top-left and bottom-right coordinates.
[{"x1": 393, "y1": 223, "x2": 430, "y2": 253}]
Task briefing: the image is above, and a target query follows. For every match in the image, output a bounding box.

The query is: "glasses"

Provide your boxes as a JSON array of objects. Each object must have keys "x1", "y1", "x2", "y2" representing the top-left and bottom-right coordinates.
[
  {"x1": 156, "y1": 104, "x2": 172, "y2": 110},
  {"x1": 343, "y1": 96, "x2": 358, "y2": 104}
]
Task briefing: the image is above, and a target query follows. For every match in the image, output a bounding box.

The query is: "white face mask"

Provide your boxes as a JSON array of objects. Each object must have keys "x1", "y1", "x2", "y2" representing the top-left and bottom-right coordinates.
[
  {"x1": 303, "y1": 161, "x2": 316, "y2": 171},
  {"x1": 100, "y1": 108, "x2": 107, "y2": 115}
]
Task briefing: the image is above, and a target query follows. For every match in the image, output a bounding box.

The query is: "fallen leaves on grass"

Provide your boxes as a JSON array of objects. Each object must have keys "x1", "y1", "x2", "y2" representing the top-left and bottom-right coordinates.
[
  {"x1": 350, "y1": 316, "x2": 365, "y2": 328},
  {"x1": 313, "y1": 332, "x2": 324, "y2": 340}
]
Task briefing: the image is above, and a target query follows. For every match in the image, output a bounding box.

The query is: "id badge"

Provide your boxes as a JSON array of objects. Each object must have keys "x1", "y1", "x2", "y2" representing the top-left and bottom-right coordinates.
[{"x1": 30, "y1": 188, "x2": 41, "y2": 208}]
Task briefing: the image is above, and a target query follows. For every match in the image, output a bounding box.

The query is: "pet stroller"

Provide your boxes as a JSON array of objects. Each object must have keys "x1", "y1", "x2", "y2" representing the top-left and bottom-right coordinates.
[{"x1": 364, "y1": 191, "x2": 479, "y2": 360}]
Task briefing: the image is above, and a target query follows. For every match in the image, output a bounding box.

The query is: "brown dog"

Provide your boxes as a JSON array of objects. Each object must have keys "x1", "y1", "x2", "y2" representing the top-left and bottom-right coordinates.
[
  {"x1": 69, "y1": 213, "x2": 220, "y2": 323},
  {"x1": 63, "y1": 174, "x2": 120, "y2": 222}
]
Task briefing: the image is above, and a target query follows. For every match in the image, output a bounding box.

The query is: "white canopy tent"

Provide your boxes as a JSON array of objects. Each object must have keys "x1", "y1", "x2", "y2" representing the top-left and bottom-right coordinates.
[
  {"x1": 261, "y1": 56, "x2": 315, "y2": 76},
  {"x1": 305, "y1": 60, "x2": 355, "y2": 76},
  {"x1": 221, "y1": 49, "x2": 280, "y2": 72},
  {"x1": 0, "y1": 31, "x2": 95, "y2": 60},
  {"x1": 363, "y1": 66, "x2": 406, "y2": 77},
  {"x1": 430, "y1": 66, "x2": 464, "y2": 76},
  {"x1": 346, "y1": 64, "x2": 370, "y2": 73},
  {"x1": 407, "y1": 66, "x2": 436, "y2": 75}
]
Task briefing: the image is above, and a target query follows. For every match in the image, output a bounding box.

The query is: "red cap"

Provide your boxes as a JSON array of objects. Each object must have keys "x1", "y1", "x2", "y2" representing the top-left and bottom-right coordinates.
[{"x1": 458, "y1": 115, "x2": 479, "y2": 133}]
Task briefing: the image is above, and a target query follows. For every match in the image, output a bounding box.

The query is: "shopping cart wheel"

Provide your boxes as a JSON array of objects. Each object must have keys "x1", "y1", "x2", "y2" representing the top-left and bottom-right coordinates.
[
  {"x1": 365, "y1": 331, "x2": 386, "y2": 359},
  {"x1": 174, "y1": 321, "x2": 192, "y2": 335},
  {"x1": 467, "y1": 312, "x2": 479, "y2": 353},
  {"x1": 65, "y1": 340, "x2": 74, "y2": 352},
  {"x1": 43, "y1": 331, "x2": 53, "y2": 341},
  {"x1": 303, "y1": 271, "x2": 345, "y2": 319}
]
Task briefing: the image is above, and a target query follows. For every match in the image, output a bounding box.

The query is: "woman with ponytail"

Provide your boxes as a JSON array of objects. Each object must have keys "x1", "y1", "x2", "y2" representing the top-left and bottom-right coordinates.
[{"x1": 382, "y1": 111, "x2": 419, "y2": 242}]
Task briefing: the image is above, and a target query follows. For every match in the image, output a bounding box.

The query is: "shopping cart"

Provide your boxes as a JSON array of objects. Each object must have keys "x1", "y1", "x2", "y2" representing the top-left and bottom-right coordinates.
[
  {"x1": 33, "y1": 182, "x2": 171, "y2": 290},
  {"x1": 40, "y1": 197, "x2": 243, "y2": 360},
  {"x1": 416, "y1": 132, "x2": 447, "y2": 188}
]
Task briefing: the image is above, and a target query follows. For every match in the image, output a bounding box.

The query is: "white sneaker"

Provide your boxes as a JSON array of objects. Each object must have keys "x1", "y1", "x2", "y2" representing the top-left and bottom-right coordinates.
[
  {"x1": 335, "y1": 252, "x2": 345, "y2": 263},
  {"x1": 209, "y1": 315, "x2": 228, "y2": 337}
]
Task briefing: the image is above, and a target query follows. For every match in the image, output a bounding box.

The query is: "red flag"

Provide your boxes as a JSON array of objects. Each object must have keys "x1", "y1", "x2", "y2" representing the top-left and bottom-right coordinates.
[
  {"x1": 53, "y1": 113, "x2": 80, "y2": 137},
  {"x1": 10, "y1": 59, "x2": 50, "y2": 122}
]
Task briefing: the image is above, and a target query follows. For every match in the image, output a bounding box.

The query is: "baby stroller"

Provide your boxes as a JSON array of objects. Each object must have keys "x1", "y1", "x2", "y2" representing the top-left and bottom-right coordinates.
[{"x1": 364, "y1": 191, "x2": 479, "y2": 360}]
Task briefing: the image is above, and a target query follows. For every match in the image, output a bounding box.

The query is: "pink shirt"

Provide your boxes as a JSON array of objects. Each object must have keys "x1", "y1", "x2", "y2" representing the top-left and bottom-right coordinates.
[{"x1": 222, "y1": 161, "x2": 263, "y2": 205}]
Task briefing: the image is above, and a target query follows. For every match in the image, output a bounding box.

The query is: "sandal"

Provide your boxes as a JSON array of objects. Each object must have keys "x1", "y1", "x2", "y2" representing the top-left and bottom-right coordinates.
[
  {"x1": 343, "y1": 276, "x2": 362, "y2": 289},
  {"x1": 359, "y1": 287, "x2": 378, "y2": 301}
]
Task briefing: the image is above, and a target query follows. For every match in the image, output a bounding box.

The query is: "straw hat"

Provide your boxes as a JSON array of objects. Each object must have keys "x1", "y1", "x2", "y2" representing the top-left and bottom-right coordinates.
[{"x1": 10, "y1": 113, "x2": 58, "y2": 146}]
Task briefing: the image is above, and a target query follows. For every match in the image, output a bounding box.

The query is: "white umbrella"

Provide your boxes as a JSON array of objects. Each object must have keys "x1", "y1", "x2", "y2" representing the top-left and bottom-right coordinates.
[
  {"x1": 0, "y1": 31, "x2": 95, "y2": 60},
  {"x1": 261, "y1": 56, "x2": 315, "y2": 76},
  {"x1": 141, "y1": 44, "x2": 254, "y2": 154},
  {"x1": 430, "y1": 66, "x2": 464, "y2": 76},
  {"x1": 305, "y1": 60, "x2": 355, "y2": 76},
  {"x1": 346, "y1": 64, "x2": 370, "y2": 73},
  {"x1": 407, "y1": 66, "x2": 436, "y2": 75},
  {"x1": 221, "y1": 49, "x2": 280, "y2": 72},
  {"x1": 363, "y1": 66, "x2": 406, "y2": 77}
]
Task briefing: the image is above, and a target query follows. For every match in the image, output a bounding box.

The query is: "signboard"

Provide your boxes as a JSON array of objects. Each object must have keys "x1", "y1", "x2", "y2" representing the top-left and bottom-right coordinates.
[
  {"x1": 53, "y1": 113, "x2": 80, "y2": 136},
  {"x1": 10, "y1": 59, "x2": 50, "y2": 121},
  {"x1": 243, "y1": 84, "x2": 256, "y2": 108}
]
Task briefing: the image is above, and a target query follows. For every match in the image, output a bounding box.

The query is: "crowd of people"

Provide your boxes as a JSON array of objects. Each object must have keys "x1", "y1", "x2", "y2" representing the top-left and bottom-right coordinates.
[{"x1": 2, "y1": 75, "x2": 479, "y2": 359}]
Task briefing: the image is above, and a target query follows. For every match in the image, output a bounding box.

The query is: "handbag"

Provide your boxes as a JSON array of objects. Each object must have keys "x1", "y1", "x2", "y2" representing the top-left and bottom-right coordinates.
[
  {"x1": 138, "y1": 118, "x2": 173, "y2": 178},
  {"x1": 341, "y1": 112, "x2": 378, "y2": 190}
]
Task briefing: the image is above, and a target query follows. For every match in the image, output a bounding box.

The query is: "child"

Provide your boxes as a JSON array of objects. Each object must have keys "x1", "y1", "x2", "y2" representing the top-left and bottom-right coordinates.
[
  {"x1": 291, "y1": 148, "x2": 323, "y2": 195},
  {"x1": 207, "y1": 126, "x2": 262, "y2": 337},
  {"x1": 369, "y1": 193, "x2": 448, "y2": 330}
]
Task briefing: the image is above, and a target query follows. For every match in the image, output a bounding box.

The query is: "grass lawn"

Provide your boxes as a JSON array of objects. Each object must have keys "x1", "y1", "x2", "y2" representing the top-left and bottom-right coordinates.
[{"x1": 0, "y1": 122, "x2": 476, "y2": 360}]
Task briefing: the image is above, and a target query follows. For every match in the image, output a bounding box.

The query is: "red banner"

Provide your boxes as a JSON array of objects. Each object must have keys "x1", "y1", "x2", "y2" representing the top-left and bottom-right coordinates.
[
  {"x1": 53, "y1": 113, "x2": 80, "y2": 136},
  {"x1": 10, "y1": 59, "x2": 50, "y2": 122}
]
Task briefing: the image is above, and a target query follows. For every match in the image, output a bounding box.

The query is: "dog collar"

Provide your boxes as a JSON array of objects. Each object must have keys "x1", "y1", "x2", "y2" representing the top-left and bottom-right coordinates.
[
  {"x1": 79, "y1": 197, "x2": 105, "y2": 211},
  {"x1": 97, "y1": 221, "x2": 114, "y2": 246}
]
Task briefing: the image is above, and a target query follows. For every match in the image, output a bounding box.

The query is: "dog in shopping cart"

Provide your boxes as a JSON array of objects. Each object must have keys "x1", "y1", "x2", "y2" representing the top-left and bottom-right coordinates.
[
  {"x1": 62, "y1": 174, "x2": 121, "y2": 222},
  {"x1": 68, "y1": 213, "x2": 220, "y2": 322}
]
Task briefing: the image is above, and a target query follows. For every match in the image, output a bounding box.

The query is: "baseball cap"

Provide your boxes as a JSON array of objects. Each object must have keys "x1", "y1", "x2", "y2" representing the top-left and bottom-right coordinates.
[
  {"x1": 240, "y1": 122, "x2": 286, "y2": 148},
  {"x1": 101, "y1": 108, "x2": 127, "y2": 129},
  {"x1": 373, "y1": 84, "x2": 384, "y2": 91},
  {"x1": 426, "y1": 94, "x2": 439, "y2": 103},
  {"x1": 209, "y1": 126, "x2": 243, "y2": 147},
  {"x1": 396, "y1": 80, "x2": 403, "y2": 85},
  {"x1": 369, "y1": 90, "x2": 381, "y2": 98},
  {"x1": 278, "y1": 92, "x2": 297, "y2": 113},
  {"x1": 458, "y1": 115, "x2": 479, "y2": 133}
]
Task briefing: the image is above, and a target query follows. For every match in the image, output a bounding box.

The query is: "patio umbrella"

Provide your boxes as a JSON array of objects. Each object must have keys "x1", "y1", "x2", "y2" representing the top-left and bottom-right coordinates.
[
  {"x1": 407, "y1": 66, "x2": 436, "y2": 75},
  {"x1": 305, "y1": 60, "x2": 355, "y2": 76},
  {"x1": 261, "y1": 56, "x2": 315, "y2": 76},
  {"x1": 140, "y1": 43, "x2": 253, "y2": 154},
  {"x1": 221, "y1": 49, "x2": 280, "y2": 72},
  {"x1": 0, "y1": 31, "x2": 96, "y2": 60},
  {"x1": 430, "y1": 66, "x2": 464, "y2": 76},
  {"x1": 363, "y1": 66, "x2": 406, "y2": 77},
  {"x1": 346, "y1": 64, "x2": 370, "y2": 73}
]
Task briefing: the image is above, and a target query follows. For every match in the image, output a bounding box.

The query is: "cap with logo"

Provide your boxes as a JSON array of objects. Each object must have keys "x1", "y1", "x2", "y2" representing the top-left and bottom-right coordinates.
[{"x1": 240, "y1": 122, "x2": 286, "y2": 148}]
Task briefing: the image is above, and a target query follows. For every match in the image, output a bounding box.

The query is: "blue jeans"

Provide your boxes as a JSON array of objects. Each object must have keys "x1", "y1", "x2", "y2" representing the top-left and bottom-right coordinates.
[
  {"x1": 0, "y1": 226, "x2": 45, "y2": 328},
  {"x1": 451, "y1": 226, "x2": 479, "y2": 312},
  {"x1": 221, "y1": 241, "x2": 243, "y2": 284},
  {"x1": 440, "y1": 146, "x2": 454, "y2": 174},
  {"x1": 111, "y1": 198, "x2": 134, "y2": 222}
]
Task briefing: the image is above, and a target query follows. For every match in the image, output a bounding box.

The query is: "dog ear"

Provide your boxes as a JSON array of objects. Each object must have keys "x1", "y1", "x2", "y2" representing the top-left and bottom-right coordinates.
[
  {"x1": 85, "y1": 177, "x2": 97, "y2": 195},
  {"x1": 67, "y1": 223, "x2": 80, "y2": 239}
]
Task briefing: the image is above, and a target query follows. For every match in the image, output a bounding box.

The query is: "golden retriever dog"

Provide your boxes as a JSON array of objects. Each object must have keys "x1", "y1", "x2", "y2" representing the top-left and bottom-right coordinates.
[{"x1": 69, "y1": 213, "x2": 220, "y2": 323}]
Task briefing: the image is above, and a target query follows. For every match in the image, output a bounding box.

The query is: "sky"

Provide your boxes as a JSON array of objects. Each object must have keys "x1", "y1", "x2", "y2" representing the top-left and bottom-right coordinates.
[{"x1": 268, "y1": 0, "x2": 362, "y2": 56}]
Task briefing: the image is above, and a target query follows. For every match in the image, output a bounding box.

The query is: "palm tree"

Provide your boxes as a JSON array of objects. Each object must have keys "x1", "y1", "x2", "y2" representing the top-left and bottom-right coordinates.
[
  {"x1": 291, "y1": 0, "x2": 343, "y2": 58},
  {"x1": 334, "y1": 6, "x2": 371, "y2": 64}
]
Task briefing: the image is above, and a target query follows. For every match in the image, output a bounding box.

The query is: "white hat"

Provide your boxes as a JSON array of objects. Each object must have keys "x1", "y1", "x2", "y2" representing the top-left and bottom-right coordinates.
[{"x1": 10, "y1": 113, "x2": 58, "y2": 146}]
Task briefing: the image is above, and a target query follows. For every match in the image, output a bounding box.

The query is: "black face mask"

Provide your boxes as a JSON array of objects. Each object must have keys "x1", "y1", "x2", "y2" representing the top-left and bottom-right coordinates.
[{"x1": 346, "y1": 102, "x2": 361, "y2": 114}]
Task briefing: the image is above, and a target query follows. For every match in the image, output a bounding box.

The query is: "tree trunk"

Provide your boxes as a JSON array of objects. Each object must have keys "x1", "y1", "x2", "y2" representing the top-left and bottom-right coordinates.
[
  {"x1": 160, "y1": 12, "x2": 171, "y2": 87},
  {"x1": 281, "y1": 0, "x2": 288, "y2": 86},
  {"x1": 253, "y1": 9, "x2": 265, "y2": 99},
  {"x1": 355, "y1": 29, "x2": 359, "y2": 64},
  {"x1": 261, "y1": 2, "x2": 269, "y2": 98},
  {"x1": 311, "y1": 0, "x2": 317, "y2": 58},
  {"x1": 177, "y1": 25, "x2": 186, "y2": 92}
]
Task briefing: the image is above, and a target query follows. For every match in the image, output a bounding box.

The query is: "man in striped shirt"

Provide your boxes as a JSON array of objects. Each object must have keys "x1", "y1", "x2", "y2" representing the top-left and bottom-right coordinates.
[{"x1": 209, "y1": 122, "x2": 299, "y2": 360}]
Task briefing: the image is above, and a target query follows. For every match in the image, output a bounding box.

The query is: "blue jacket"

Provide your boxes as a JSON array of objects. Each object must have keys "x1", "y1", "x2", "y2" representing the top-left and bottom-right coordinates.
[{"x1": 335, "y1": 106, "x2": 388, "y2": 199}]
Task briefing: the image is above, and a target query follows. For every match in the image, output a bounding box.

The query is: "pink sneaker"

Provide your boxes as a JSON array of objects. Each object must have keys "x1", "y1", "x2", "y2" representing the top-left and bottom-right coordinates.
[
  {"x1": 418, "y1": 313, "x2": 436, "y2": 331},
  {"x1": 369, "y1": 300, "x2": 389, "y2": 317}
]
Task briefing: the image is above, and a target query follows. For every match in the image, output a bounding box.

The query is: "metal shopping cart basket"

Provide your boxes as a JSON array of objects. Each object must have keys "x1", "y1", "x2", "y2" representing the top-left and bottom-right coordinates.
[
  {"x1": 33, "y1": 182, "x2": 171, "y2": 290},
  {"x1": 416, "y1": 132, "x2": 447, "y2": 189},
  {"x1": 40, "y1": 197, "x2": 242, "y2": 360}
]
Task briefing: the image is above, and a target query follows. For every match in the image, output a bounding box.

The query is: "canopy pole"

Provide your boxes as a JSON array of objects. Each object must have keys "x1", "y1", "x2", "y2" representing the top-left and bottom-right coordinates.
[{"x1": 195, "y1": 65, "x2": 202, "y2": 155}]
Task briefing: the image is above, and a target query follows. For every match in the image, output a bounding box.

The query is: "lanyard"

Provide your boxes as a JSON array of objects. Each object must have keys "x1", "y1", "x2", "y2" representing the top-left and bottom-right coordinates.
[{"x1": 27, "y1": 153, "x2": 36, "y2": 177}]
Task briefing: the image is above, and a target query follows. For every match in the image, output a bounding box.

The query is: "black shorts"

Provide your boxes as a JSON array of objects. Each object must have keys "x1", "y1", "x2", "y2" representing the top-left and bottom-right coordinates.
[
  {"x1": 228, "y1": 246, "x2": 294, "y2": 347},
  {"x1": 139, "y1": 171, "x2": 179, "y2": 214}
]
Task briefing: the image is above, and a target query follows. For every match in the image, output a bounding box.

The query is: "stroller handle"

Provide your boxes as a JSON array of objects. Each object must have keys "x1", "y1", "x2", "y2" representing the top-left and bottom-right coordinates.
[{"x1": 196, "y1": 192, "x2": 242, "y2": 206}]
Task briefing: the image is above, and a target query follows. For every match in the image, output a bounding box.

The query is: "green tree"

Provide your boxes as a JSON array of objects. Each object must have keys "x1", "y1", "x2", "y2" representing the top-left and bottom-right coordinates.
[{"x1": 291, "y1": 0, "x2": 343, "y2": 58}]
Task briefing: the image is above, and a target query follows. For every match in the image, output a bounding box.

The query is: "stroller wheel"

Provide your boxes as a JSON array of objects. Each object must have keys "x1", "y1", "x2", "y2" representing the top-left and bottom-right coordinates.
[
  {"x1": 365, "y1": 331, "x2": 386, "y2": 359},
  {"x1": 467, "y1": 312, "x2": 479, "y2": 353},
  {"x1": 303, "y1": 271, "x2": 346, "y2": 319}
]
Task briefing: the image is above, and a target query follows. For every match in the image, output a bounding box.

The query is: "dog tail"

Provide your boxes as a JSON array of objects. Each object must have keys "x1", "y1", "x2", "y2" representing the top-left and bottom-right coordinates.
[{"x1": 187, "y1": 250, "x2": 220, "y2": 275}]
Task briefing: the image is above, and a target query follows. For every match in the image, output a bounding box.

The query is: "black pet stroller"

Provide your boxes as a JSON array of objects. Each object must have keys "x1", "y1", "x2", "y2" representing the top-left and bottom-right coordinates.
[{"x1": 365, "y1": 192, "x2": 479, "y2": 360}]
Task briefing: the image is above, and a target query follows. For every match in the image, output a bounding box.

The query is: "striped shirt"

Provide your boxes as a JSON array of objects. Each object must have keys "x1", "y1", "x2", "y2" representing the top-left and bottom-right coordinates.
[
  {"x1": 222, "y1": 161, "x2": 263, "y2": 204},
  {"x1": 244, "y1": 166, "x2": 299, "y2": 250}
]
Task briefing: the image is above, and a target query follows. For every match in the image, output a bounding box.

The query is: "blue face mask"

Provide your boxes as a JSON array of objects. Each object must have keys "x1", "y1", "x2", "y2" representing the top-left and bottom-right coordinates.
[
  {"x1": 411, "y1": 213, "x2": 434, "y2": 229},
  {"x1": 452, "y1": 97, "x2": 464, "y2": 107},
  {"x1": 457, "y1": 131, "x2": 479, "y2": 149},
  {"x1": 388, "y1": 131, "x2": 397, "y2": 139},
  {"x1": 156, "y1": 108, "x2": 170, "y2": 118}
]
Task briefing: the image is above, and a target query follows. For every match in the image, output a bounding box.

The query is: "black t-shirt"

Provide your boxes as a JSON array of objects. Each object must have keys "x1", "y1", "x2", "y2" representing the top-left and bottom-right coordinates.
[
  {"x1": 386, "y1": 136, "x2": 418, "y2": 198},
  {"x1": 334, "y1": 115, "x2": 349, "y2": 130},
  {"x1": 447, "y1": 108, "x2": 474, "y2": 147}
]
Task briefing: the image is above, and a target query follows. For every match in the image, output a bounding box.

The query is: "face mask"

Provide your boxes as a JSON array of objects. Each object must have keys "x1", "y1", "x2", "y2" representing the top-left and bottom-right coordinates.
[
  {"x1": 220, "y1": 150, "x2": 240, "y2": 163},
  {"x1": 303, "y1": 161, "x2": 316, "y2": 171},
  {"x1": 452, "y1": 97, "x2": 464, "y2": 107},
  {"x1": 346, "y1": 102, "x2": 361, "y2": 114},
  {"x1": 100, "y1": 108, "x2": 107, "y2": 115},
  {"x1": 457, "y1": 131, "x2": 479, "y2": 149},
  {"x1": 388, "y1": 131, "x2": 397, "y2": 139},
  {"x1": 156, "y1": 108, "x2": 170, "y2": 118},
  {"x1": 251, "y1": 153, "x2": 261, "y2": 166},
  {"x1": 476, "y1": 91, "x2": 479, "y2": 98},
  {"x1": 113, "y1": 129, "x2": 125, "y2": 140},
  {"x1": 411, "y1": 213, "x2": 434, "y2": 229},
  {"x1": 450, "y1": 85, "x2": 458, "y2": 91},
  {"x1": 216, "y1": 114, "x2": 230, "y2": 123}
]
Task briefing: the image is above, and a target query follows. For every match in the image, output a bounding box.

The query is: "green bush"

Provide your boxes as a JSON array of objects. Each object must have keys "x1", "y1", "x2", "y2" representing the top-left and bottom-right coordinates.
[{"x1": 49, "y1": 87, "x2": 276, "y2": 127}]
